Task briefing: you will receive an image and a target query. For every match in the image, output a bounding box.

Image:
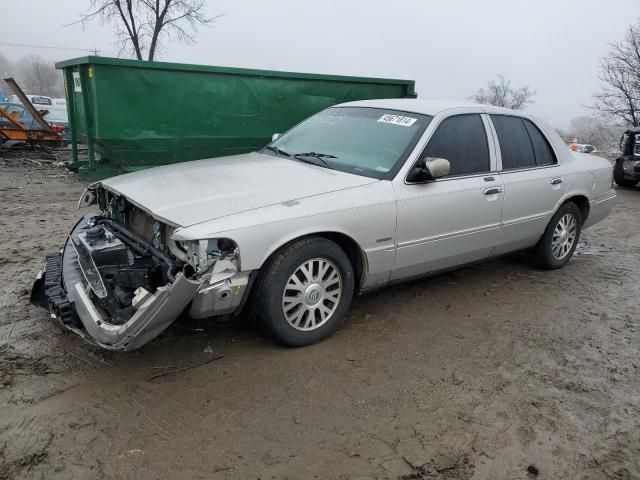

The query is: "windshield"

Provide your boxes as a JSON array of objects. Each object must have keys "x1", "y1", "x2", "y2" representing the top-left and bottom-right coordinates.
[{"x1": 265, "y1": 107, "x2": 432, "y2": 179}]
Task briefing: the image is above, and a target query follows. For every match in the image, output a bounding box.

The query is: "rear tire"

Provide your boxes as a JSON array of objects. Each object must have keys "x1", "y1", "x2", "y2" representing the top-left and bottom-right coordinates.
[
  {"x1": 255, "y1": 237, "x2": 355, "y2": 347},
  {"x1": 533, "y1": 202, "x2": 582, "y2": 270},
  {"x1": 614, "y1": 161, "x2": 638, "y2": 187}
]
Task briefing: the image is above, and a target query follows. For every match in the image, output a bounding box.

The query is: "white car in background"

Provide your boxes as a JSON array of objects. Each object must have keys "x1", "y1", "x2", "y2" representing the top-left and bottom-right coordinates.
[
  {"x1": 576, "y1": 144, "x2": 597, "y2": 154},
  {"x1": 6, "y1": 93, "x2": 54, "y2": 106},
  {"x1": 32, "y1": 99, "x2": 616, "y2": 351}
]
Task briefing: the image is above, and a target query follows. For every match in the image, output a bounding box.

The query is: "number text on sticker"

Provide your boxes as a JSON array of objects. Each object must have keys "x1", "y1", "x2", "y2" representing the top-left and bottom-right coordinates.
[{"x1": 377, "y1": 114, "x2": 417, "y2": 127}]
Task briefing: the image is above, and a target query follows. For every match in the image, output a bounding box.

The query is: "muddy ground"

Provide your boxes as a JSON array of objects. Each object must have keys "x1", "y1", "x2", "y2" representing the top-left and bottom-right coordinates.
[{"x1": 0, "y1": 156, "x2": 639, "y2": 480}]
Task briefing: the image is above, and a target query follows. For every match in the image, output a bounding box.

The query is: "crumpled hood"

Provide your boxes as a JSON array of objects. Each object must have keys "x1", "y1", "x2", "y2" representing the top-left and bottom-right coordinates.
[{"x1": 100, "y1": 152, "x2": 377, "y2": 227}]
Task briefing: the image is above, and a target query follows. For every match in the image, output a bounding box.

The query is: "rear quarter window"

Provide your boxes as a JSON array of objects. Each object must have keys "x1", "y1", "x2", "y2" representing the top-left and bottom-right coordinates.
[{"x1": 523, "y1": 119, "x2": 557, "y2": 166}]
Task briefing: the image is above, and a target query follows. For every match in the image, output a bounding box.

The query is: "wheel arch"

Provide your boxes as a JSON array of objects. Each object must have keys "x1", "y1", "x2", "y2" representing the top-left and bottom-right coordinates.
[
  {"x1": 258, "y1": 231, "x2": 368, "y2": 291},
  {"x1": 553, "y1": 193, "x2": 591, "y2": 225},
  {"x1": 563, "y1": 194, "x2": 590, "y2": 225},
  {"x1": 552, "y1": 191, "x2": 590, "y2": 226}
]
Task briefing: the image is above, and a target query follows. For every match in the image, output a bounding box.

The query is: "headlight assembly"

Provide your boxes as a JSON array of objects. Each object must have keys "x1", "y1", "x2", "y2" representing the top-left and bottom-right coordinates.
[{"x1": 181, "y1": 238, "x2": 240, "y2": 279}]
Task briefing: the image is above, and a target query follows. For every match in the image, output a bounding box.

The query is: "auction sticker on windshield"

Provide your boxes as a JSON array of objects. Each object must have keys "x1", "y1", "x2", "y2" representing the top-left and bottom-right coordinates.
[{"x1": 377, "y1": 114, "x2": 417, "y2": 127}]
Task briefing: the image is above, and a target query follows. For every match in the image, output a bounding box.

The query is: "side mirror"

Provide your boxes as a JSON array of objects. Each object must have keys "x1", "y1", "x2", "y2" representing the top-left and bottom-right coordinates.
[
  {"x1": 271, "y1": 133, "x2": 281, "y2": 142},
  {"x1": 423, "y1": 157, "x2": 450, "y2": 179}
]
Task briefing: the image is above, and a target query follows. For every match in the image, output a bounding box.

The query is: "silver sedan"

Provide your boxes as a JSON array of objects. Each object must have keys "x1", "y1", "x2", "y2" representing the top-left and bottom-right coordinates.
[{"x1": 31, "y1": 99, "x2": 616, "y2": 350}]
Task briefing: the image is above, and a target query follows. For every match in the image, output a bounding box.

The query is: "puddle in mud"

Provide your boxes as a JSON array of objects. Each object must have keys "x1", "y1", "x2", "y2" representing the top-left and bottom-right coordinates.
[{"x1": 574, "y1": 240, "x2": 608, "y2": 256}]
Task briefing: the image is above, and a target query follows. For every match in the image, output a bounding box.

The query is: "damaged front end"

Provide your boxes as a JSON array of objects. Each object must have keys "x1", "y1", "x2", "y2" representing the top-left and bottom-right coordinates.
[{"x1": 30, "y1": 185, "x2": 247, "y2": 351}]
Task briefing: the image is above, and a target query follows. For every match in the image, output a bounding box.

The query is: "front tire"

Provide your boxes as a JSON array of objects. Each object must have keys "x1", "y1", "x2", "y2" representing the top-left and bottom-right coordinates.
[
  {"x1": 255, "y1": 237, "x2": 355, "y2": 347},
  {"x1": 533, "y1": 202, "x2": 582, "y2": 269},
  {"x1": 614, "y1": 161, "x2": 638, "y2": 187}
]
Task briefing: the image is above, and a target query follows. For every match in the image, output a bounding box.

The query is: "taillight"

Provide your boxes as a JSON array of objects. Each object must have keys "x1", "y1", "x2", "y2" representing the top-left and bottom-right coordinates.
[{"x1": 50, "y1": 123, "x2": 65, "y2": 134}]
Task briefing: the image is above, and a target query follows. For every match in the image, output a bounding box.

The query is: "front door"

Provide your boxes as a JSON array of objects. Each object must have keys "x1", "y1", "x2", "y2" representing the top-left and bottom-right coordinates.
[{"x1": 391, "y1": 113, "x2": 504, "y2": 281}]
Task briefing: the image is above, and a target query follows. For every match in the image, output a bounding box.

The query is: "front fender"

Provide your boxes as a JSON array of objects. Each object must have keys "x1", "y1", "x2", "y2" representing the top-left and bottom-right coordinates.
[{"x1": 172, "y1": 181, "x2": 398, "y2": 284}]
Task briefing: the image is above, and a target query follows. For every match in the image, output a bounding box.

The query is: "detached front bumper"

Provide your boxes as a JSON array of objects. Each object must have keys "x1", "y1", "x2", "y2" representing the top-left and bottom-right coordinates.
[
  {"x1": 71, "y1": 271, "x2": 200, "y2": 351},
  {"x1": 30, "y1": 216, "x2": 202, "y2": 351}
]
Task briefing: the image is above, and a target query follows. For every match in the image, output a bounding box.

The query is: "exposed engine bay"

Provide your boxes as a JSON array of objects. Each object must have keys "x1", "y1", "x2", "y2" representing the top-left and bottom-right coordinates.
[
  {"x1": 30, "y1": 184, "x2": 251, "y2": 351},
  {"x1": 72, "y1": 220, "x2": 170, "y2": 326}
]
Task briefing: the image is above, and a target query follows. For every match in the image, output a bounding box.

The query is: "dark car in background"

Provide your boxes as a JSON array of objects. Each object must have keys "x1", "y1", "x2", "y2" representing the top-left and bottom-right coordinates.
[{"x1": 615, "y1": 130, "x2": 640, "y2": 187}]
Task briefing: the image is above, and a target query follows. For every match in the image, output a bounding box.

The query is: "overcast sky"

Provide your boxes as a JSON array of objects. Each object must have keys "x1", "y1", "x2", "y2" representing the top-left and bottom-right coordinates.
[{"x1": 2, "y1": 0, "x2": 639, "y2": 127}]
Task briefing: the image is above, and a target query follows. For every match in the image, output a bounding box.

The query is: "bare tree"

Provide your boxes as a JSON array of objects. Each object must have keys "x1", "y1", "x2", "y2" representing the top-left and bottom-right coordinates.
[
  {"x1": 16, "y1": 55, "x2": 63, "y2": 97},
  {"x1": 73, "y1": 0, "x2": 221, "y2": 61},
  {"x1": 470, "y1": 74, "x2": 536, "y2": 110},
  {"x1": 593, "y1": 22, "x2": 640, "y2": 127}
]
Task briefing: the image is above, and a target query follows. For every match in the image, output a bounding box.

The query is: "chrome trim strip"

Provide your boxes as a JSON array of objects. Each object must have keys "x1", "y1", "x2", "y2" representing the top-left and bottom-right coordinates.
[
  {"x1": 501, "y1": 212, "x2": 549, "y2": 227},
  {"x1": 499, "y1": 164, "x2": 560, "y2": 174},
  {"x1": 397, "y1": 223, "x2": 501, "y2": 249}
]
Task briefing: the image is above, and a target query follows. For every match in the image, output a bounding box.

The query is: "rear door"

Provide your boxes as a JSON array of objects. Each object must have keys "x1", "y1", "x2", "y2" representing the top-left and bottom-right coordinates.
[
  {"x1": 489, "y1": 115, "x2": 567, "y2": 255},
  {"x1": 391, "y1": 113, "x2": 504, "y2": 280}
]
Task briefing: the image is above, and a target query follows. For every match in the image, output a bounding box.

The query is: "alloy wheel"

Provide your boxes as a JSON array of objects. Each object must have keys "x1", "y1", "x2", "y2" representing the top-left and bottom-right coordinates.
[
  {"x1": 551, "y1": 213, "x2": 577, "y2": 260},
  {"x1": 282, "y1": 258, "x2": 342, "y2": 331}
]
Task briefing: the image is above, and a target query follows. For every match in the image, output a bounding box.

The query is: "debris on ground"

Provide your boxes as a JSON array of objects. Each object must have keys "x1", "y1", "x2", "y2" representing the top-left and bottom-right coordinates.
[
  {"x1": 1, "y1": 141, "x2": 85, "y2": 166},
  {"x1": 147, "y1": 354, "x2": 225, "y2": 381},
  {"x1": 401, "y1": 455, "x2": 474, "y2": 479}
]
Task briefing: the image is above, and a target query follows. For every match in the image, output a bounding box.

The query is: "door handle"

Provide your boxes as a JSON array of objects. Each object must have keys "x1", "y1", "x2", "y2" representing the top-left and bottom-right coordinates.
[
  {"x1": 484, "y1": 186, "x2": 503, "y2": 195},
  {"x1": 551, "y1": 177, "x2": 563, "y2": 185}
]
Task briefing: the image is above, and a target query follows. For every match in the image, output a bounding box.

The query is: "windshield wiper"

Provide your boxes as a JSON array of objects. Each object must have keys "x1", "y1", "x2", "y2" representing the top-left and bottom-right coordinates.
[
  {"x1": 264, "y1": 146, "x2": 291, "y2": 157},
  {"x1": 293, "y1": 152, "x2": 337, "y2": 169}
]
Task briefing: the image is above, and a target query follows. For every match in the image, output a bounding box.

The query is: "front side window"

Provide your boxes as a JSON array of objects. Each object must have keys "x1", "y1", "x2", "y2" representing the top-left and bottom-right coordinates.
[
  {"x1": 419, "y1": 114, "x2": 490, "y2": 176},
  {"x1": 266, "y1": 107, "x2": 432, "y2": 179}
]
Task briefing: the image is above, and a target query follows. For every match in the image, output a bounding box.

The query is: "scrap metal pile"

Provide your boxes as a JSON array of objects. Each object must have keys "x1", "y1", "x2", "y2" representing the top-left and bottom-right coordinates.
[{"x1": 0, "y1": 77, "x2": 62, "y2": 146}]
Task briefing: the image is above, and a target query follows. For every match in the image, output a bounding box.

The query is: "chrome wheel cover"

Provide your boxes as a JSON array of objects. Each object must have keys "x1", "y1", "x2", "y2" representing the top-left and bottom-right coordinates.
[
  {"x1": 282, "y1": 258, "x2": 342, "y2": 331},
  {"x1": 551, "y1": 213, "x2": 577, "y2": 260}
]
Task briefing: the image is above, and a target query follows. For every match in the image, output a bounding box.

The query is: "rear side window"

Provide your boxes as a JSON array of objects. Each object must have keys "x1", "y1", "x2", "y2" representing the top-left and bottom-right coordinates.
[
  {"x1": 421, "y1": 114, "x2": 490, "y2": 176},
  {"x1": 492, "y1": 115, "x2": 557, "y2": 169},
  {"x1": 491, "y1": 116, "x2": 536, "y2": 170},
  {"x1": 523, "y1": 119, "x2": 557, "y2": 166}
]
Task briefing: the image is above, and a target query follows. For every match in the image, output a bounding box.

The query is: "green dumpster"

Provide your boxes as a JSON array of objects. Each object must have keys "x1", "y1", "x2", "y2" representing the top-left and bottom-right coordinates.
[{"x1": 56, "y1": 56, "x2": 417, "y2": 180}]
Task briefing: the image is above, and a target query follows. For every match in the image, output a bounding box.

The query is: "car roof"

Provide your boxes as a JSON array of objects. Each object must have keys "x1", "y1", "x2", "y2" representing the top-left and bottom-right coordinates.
[{"x1": 335, "y1": 98, "x2": 524, "y2": 117}]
